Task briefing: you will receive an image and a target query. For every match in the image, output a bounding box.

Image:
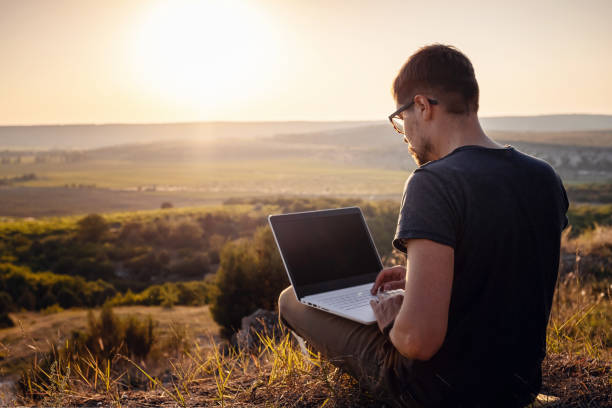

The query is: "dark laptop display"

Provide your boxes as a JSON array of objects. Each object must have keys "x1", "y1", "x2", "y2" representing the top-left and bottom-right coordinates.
[{"x1": 269, "y1": 207, "x2": 383, "y2": 299}]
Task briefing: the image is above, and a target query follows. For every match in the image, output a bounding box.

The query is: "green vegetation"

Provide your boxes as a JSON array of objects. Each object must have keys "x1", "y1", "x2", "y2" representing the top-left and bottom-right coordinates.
[
  {"x1": 109, "y1": 280, "x2": 212, "y2": 308},
  {"x1": 0, "y1": 198, "x2": 400, "y2": 319},
  {"x1": 566, "y1": 204, "x2": 612, "y2": 236},
  {"x1": 209, "y1": 227, "x2": 288, "y2": 337},
  {"x1": 0, "y1": 156, "x2": 407, "y2": 194},
  {"x1": 565, "y1": 183, "x2": 612, "y2": 203},
  {"x1": 1, "y1": 196, "x2": 611, "y2": 406},
  {"x1": 0, "y1": 263, "x2": 116, "y2": 310}
]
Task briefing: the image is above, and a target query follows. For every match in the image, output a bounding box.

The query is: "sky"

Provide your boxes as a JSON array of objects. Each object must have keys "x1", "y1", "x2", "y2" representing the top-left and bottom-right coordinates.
[{"x1": 0, "y1": 0, "x2": 611, "y2": 125}]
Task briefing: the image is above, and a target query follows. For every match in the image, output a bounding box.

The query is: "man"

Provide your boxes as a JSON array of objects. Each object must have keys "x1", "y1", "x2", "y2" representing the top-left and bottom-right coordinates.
[{"x1": 278, "y1": 44, "x2": 568, "y2": 407}]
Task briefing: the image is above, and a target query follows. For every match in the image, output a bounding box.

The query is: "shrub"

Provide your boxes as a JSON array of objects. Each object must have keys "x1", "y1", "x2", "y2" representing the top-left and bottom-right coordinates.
[
  {"x1": 38, "y1": 290, "x2": 57, "y2": 309},
  {"x1": 210, "y1": 226, "x2": 288, "y2": 337},
  {"x1": 18, "y1": 289, "x2": 37, "y2": 309},
  {"x1": 83, "y1": 305, "x2": 124, "y2": 360},
  {"x1": 169, "y1": 221, "x2": 203, "y2": 248},
  {"x1": 118, "y1": 221, "x2": 144, "y2": 244},
  {"x1": 77, "y1": 214, "x2": 109, "y2": 242},
  {"x1": 169, "y1": 253, "x2": 210, "y2": 279},
  {"x1": 160, "y1": 284, "x2": 179, "y2": 308},
  {"x1": 108, "y1": 281, "x2": 208, "y2": 307},
  {"x1": 0, "y1": 312, "x2": 14, "y2": 328},
  {"x1": 0, "y1": 290, "x2": 14, "y2": 313},
  {"x1": 0, "y1": 263, "x2": 117, "y2": 311},
  {"x1": 41, "y1": 303, "x2": 64, "y2": 315},
  {"x1": 18, "y1": 305, "x2": 157, "y2": 401},
  {"x1": 80, "y1": 305, "x2": 156, "y2": 360},
  {"x1": 125, "y1": 252, "x2": 162, "y2": 280},
  {"x1": 124, "y1": 315, "x2": 155, "y2": 359}
]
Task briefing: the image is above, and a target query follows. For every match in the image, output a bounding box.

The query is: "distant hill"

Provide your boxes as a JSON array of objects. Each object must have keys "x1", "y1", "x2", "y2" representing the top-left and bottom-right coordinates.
[
  {"x1": 273, "y1": 124, "x2": 612, "y2": 148},
  {"x1": 0, "y1": 121, "x2": 375, "y2": 150},
  {"x1": 481, "y1": 114, "x2": 612, "y2": 132},
  {"x1": 1, "y1": 114, "x2": 611, "y2": 150},
  {"x1": 85, "y1": 125, "x2": 612, "y2": 182}
]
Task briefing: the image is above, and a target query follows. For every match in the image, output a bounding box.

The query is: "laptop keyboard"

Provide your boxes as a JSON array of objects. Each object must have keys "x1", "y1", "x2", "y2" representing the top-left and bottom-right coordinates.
[
  {"x1": 320, "y1": 292, "x2": 375, "y2": 310},
  {"x1": 316, "y1": 288, "x2": 404, "y2": 311}
]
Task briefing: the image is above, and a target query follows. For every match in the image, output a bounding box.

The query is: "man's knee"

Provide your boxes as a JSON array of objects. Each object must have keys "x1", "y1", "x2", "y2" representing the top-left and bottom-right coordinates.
[{"x1": 278, "y1": 286, "x2": 299, "y2": 322}]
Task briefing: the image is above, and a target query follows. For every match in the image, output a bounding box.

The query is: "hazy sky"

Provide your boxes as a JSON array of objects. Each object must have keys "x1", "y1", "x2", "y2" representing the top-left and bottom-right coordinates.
[{"x1": 1, "y1": 0, "x2": 611, "y2": 125}]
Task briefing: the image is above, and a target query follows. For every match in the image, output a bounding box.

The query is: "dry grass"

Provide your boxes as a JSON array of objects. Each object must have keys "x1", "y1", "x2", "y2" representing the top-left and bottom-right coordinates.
[
  {"x1": 562, "y1": 225, "x2": 612, "y2": 258},
  {"x1": 0, "y1": 306, "x2": 218, "y2": 380},
  {"x1": 9, "y1": 322, "x2": 612, "y2": 408},
  {"x1": 2, "y1": 226, "x2": 611, "y2": 407},
  {"x1": 13, "y1": 326, "x2": 381, "y2": 408},
  {"x1": 6, "y1": 280, "x2": 611, "y2": 408}
]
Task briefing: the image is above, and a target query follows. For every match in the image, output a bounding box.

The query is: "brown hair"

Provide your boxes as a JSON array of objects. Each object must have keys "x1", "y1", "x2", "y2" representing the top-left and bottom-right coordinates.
[{"x1": 392, "y1": 44, "x2": 479, "y2": 115}]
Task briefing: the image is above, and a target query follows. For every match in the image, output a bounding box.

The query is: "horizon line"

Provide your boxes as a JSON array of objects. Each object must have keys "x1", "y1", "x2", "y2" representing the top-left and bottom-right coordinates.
[{"x1": 1, "y1": 113, "x2": 612, "y2": 127}]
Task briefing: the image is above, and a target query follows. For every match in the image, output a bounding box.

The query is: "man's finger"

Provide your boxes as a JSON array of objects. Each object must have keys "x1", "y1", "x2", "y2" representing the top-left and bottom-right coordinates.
[
  {"x1": 383, "y1": 280, "x2": 406, "y2": 291},
  {"x1": 371, "y1": 269, "x2": 396, "y2": 294}
]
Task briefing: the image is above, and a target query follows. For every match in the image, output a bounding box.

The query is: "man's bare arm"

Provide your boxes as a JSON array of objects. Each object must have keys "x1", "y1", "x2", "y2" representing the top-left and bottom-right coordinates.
[{"x1": 389, "y1": 238, "x2": 454, "y2": 361}]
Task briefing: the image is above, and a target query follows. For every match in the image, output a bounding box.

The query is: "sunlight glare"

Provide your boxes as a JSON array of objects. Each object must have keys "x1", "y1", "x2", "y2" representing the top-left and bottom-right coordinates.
[{"x1": 132, "y1": 0, "x2": 278, "y2": 110}]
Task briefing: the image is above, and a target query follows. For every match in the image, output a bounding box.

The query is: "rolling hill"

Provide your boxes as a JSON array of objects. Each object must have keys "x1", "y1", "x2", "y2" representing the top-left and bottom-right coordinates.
[{"x1": 1, "y1": 114, "x2": 611, "y2": 150}]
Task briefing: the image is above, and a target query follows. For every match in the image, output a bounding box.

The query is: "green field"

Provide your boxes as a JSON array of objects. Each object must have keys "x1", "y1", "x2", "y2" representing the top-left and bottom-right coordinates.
[
  {"x1": 0, "y1": 158, "x2": 406, "y2": 192},
  {"x1": 1, "y1": 128, "x2": 611, "y2": 217},
  {"x1": 0, "y1": 157, "x2": 408, "y2": 217}
]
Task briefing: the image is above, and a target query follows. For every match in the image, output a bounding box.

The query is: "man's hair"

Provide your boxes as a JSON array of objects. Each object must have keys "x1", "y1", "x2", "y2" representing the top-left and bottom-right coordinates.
[{"x1": 392, "y1": 44, "x2": 479, "y2": 115}]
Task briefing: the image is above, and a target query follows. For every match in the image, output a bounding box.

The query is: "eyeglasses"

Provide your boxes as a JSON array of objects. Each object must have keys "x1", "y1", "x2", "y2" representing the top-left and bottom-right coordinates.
[{"x1": 388, "y1": 98, "x2": 438, "y2": 135}]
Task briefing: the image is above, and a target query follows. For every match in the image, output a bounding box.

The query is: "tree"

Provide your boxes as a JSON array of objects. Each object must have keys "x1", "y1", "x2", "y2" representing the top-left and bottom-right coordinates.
[
  {"x1": 77, "y1": 214, "x2": 109, "y2": 242},
  {"x1": 209, "y1": 226, "x2": 288, "y2": 338},
  {"x1": 0, "y1": 291, "x2": 14, "y2": 313},
  {"x1": 170, "y1": 221, "x2": 203, "y2": 248}
]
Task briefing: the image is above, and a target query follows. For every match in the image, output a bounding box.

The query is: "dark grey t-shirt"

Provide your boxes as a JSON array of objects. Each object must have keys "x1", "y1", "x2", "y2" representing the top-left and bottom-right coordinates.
[{"x1": 393, "y1": 145, "x2": 568, "y2": 406}]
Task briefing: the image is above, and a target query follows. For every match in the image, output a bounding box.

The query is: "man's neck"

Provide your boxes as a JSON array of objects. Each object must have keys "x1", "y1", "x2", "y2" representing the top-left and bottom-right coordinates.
[{"x1": 433, "y1": 115, "x2": 503, "y2": 159}]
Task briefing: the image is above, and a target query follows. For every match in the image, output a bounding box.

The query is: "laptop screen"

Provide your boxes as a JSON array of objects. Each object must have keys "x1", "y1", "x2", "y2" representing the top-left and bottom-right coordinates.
[{"x1": 269, "y1": 207, "x2": 383, "y2": 298}]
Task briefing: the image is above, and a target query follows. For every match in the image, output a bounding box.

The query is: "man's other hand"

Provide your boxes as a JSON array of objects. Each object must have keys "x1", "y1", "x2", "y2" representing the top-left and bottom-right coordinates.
[
  {"x1": 370, "y1": 293, "x2": 404, "y2": 335},
  {"x1": 371, "y1": 265, "x2": 406, "y2": 294}
]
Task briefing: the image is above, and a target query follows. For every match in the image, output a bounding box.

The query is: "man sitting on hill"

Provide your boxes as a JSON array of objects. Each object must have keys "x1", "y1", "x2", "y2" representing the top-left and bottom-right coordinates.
[{"x1": 278, "y1": 44, "x2": 569, "y2": 407}]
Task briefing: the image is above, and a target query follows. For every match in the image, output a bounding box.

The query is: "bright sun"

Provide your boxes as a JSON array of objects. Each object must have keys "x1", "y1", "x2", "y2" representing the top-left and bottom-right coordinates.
[{"x1": 132, "y1": 0, "x2": 278, "y2": 110}]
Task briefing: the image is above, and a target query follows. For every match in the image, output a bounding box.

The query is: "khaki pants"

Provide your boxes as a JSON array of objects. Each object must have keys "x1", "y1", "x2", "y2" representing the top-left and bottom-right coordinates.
[{"x1": 278, "y1": 286, "x2": 426, "y2": 408}]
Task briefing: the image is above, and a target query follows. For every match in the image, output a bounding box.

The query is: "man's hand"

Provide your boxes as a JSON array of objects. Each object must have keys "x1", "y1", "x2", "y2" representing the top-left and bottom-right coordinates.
[
  {"x1": 371, "y1": 265, "x2": 406, "y2": 294},
  {"x1": 370, "y1": 293, "x2": 404, "y2": 335}
]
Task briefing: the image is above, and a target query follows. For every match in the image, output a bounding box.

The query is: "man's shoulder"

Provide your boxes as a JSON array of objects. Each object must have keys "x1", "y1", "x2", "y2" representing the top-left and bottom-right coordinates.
[{"x1": 419, "y1": 145, "x2": 558, "y2": 180}]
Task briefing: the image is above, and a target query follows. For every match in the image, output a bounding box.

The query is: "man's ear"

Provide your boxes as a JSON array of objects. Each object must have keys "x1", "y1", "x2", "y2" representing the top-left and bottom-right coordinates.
[{"x1": 413, "y1": 95, "x2": 434, "y2": 121}]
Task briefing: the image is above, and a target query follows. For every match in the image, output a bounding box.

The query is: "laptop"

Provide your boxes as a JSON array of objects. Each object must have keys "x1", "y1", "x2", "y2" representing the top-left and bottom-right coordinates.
[{"x1": 268, "y1": 206, "x2": 402, "y2": 324}]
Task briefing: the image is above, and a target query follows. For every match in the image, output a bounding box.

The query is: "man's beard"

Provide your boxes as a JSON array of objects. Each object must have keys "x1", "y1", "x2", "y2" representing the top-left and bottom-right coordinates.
[{"x1": 408, "y1": 140, "x2": 434, "y2": 166}]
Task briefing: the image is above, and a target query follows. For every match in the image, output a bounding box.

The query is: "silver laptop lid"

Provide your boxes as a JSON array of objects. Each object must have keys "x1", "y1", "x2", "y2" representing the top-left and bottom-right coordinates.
[{"x1": 268, "y1": 207, "x2": 383, "y2": 299}]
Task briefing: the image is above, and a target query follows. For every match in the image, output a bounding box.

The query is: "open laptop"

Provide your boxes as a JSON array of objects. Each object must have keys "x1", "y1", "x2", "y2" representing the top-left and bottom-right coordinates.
[{"x1": 268, "y1": 206, "x2": 402, "y2": 324}]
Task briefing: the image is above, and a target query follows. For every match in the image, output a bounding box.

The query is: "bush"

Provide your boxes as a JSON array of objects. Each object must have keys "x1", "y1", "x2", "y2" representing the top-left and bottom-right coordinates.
[
  {"x1": 0, "y1": 290, "x2": 14, "y2": 313},
  {"x1": 18, "y1": 289, "x2": 37, "y2": 309},
  {"x1": 124, "y1": 315, "x2": 155, "y2": 359},
  {"x1": 18, "y1": 305, "x2": 157, "y2": 400},
  {"x1": 41, "y1": 303, "x2": 64, "y2": 315},
  {"x1": 169, "y1": 221, "x2": 204, "y2": 249},
  {"x1": 0, "y1": 312, "x2": 14, "y2": 328},
  {"x1": 77, "y1": 214, "x2": 109, "y2": 242},
  {"x1": 170, "y1": 253, "x2": 210, "y2": 279},
  {"x1": 210, "y1": 226, "x2": 288, "y2": 337},
  {"x1": 0, "y1": 263, "x2": 117, "y2": 311},
  {"x1": 72, "y1": 305, "x2": 156, "y2": 361},
  {"x1": 108, "y1": 281, "x2": 209, "y2": 307}
]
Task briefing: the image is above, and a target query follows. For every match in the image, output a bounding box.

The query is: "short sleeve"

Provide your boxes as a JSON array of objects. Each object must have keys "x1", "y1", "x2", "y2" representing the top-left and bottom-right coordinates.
[
  {"x1": 393, "y1": 169, "x2": 459, "y2": 253},
  {"x1": 557, "y1": 174, "x2": 569, "y2": 230}
]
